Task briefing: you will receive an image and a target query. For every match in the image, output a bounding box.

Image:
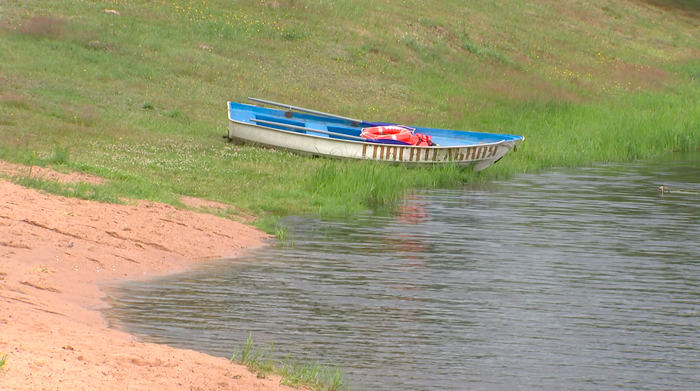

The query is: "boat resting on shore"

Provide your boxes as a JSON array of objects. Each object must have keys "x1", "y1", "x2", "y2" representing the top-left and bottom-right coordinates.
[{"x1": 227, "y1": 98, "x2": 524, "y2": 171}]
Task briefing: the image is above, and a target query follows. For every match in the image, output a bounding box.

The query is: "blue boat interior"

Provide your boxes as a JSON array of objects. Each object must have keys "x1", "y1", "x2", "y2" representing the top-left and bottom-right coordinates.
[{"x1": 228, "y1": 101, "x2": 524, "y2": 146}]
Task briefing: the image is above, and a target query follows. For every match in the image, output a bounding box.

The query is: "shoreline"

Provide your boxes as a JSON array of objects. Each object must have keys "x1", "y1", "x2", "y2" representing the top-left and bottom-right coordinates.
[{"x1": 0, "y1": 175, "x2": 298, "y2": 391}]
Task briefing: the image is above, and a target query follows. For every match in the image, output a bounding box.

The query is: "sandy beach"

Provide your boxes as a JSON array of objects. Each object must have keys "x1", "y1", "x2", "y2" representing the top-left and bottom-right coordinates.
[{"x1": 0, "y1": 162, "x2": 299, "y2": 391}]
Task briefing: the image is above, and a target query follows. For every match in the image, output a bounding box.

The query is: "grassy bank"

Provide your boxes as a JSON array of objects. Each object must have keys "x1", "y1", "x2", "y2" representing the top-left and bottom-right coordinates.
[{"x1": 1, "y1": 0, "x2": 699, "y2": 221}]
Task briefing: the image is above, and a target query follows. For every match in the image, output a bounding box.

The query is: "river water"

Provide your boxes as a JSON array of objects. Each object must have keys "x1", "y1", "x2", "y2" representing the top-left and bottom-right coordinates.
[{"x1": 103, "y1": 152, "x2": 700, "y2": 391}]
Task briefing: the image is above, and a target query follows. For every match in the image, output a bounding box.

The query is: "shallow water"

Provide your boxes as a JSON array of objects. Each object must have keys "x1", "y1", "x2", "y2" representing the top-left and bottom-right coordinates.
[{"x1": 104, "y1": 152, "x2": 700, "y2": 390}]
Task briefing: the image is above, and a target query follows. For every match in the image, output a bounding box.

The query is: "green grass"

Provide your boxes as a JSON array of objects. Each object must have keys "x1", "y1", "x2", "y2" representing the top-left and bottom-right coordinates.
[
  {"x1": 9, "y1": 174, "x2": 123, "y2": 203},
  {"x1": 231, "y1": 334, "x2": 348, "y2": 391},
  {"x1": 231, "y1": 334, "x2": 277, "y2": 379},
  {"x1": 0, "y1": 353, "x2": 7, "y2": 373},
  {"x1": 0, "y1": 0, "x2": 698, "y2": 223},
  {"x1": 280, "y1": 357, "x2": 347, "y2": 391}
]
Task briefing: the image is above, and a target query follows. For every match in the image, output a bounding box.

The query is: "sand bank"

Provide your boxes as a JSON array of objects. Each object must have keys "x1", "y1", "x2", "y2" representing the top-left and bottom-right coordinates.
[{"x1": 0, "y1": 166, "x2": 298, "y2": 391}]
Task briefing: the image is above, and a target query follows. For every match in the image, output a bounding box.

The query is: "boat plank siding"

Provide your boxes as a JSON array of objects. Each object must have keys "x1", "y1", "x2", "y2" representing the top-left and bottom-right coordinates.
[
  {"x1": 488, "y1": 145, "x2": 498, "y2": 157},
  {"x1": 357, "y1": 144, "x2": 500, "y2": 164}
]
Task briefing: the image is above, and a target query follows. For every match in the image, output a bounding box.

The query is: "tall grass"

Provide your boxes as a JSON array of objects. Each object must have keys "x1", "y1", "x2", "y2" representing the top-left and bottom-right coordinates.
[
  {"x1": 280, "y1": 357, "x2": 347, "y2": 391},
  {"x1": 231, "y1": 334, "x2": 348, "y2": 391},
  {"x1": 231, "y1": 334, "x2": 277, "y2": 379},
  {"x1": 488, "y1": 88, "x2": 700, "y2": 172},
  {"x1": 310, "y1": 162, "x2": 409, "y2": 208}
]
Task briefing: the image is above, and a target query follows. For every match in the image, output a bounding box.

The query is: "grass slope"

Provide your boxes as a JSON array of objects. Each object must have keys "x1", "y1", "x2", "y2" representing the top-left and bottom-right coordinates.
[{"x1": 1, "y1": 0, "x2": 699, "y2": 221}]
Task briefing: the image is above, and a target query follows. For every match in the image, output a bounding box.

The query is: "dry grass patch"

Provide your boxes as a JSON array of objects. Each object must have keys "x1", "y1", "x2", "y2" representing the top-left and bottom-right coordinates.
[
  {"x1": 639, "y1": 0, "x2": 700, "y2": 16},
  {"x1": 0, "y1": 161, "x2": 105, "y2": 185},
  {"x1": 16, "y1": 16, "x2": 69, "y2": 39},
  {"x1": 0, "y1": 93, "x2": 30, "y2": 110},
  {"x1": 610, "y1": 63, "x2": 669, "y2": 91},
  {"x1": 60, "y1": 103, "x2": 101, "y2": 128}
]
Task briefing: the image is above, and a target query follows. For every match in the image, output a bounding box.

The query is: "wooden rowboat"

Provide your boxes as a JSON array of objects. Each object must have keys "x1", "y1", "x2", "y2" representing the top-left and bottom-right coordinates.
[{"x1": 227, "y1": 98, "x2": 524, "y2": 171}]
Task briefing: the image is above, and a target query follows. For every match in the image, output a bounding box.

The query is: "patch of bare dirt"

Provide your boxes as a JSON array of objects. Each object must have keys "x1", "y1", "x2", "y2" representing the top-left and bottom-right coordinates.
[
  {"x1": 179, "y1": 195, "x2": 258, "y2": 223},
  {"x1": 179, "y1": 195, "x2": 234, "y2": 210},
  {"x1": 0, "y1": 161, "x2": 105, "y2": 185}
]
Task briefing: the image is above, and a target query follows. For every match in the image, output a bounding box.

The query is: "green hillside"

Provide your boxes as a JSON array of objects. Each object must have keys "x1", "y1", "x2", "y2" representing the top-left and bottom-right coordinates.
[{"x1": 1, "y1": 0, "x2": 699, "y2": 222}]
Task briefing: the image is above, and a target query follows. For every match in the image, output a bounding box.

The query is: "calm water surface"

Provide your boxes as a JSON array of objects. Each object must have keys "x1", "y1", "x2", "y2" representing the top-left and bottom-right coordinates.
[{"x1": 104, "y1": 153, "x2": 700, "y2": 390}]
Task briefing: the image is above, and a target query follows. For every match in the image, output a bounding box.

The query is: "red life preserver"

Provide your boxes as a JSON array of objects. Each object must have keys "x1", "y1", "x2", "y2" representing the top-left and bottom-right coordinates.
[
  {"x1": 361, "y1": 125, "x2": 437, "y2": 146},
  {"x1": 360, "y1": 126, "x2": 414, "y2": 142},
  {"x1": 412, "y1": 133, "x2": 436, "y2": 147}
]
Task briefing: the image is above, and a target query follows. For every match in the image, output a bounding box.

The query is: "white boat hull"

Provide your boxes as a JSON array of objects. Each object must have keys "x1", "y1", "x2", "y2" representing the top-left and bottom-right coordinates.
[{"x1": 227, "y1": 119, "x2": 518, "y2": 171}]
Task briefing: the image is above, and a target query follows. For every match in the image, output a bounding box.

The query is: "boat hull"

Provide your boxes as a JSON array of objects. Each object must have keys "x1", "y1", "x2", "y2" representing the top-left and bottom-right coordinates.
[{"x1": 227, "y1": 101, "x2": 523, "y2": 171}]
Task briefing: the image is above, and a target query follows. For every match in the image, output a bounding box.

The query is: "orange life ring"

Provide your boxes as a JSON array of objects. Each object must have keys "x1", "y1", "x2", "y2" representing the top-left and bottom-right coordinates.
[
  {"x1": 360, "y1": 126, "x2": 414, "y2": 142},
  {"x1": 361, "y1": 125, "x2": 437, "y2": 146}
]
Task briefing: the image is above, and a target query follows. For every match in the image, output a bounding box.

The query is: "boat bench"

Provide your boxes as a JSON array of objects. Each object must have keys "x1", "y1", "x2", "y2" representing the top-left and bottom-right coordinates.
[{"x1": 255, "y1": 114, "x2": 306, "y2": 134}]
